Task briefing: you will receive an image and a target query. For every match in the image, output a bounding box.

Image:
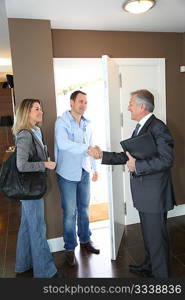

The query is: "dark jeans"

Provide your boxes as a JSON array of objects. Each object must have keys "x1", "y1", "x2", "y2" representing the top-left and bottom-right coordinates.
[{"x1": 57, "y1": 169, "x2": 91, "y2": 251}]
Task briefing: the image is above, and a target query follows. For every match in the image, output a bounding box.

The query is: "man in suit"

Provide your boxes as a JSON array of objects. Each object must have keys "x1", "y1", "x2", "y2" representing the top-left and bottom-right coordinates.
[{"x1": 88, "y1": 89, "x2": 176, "y2": 278}]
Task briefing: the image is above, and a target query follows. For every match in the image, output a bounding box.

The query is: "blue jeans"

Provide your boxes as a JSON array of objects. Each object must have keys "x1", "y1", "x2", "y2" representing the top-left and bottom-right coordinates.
[
  {"x1": 15, "y1": 199, "x2": 57, "y2": 278},
  {"x1": 57, "y1": 170, "x2": 91, "y2": 251}
]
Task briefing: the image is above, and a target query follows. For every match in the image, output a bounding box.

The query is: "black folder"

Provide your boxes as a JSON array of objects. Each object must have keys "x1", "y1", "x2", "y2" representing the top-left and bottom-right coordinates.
[{"x1": 120, "y1": 132, "x2": 157, "y2": 160}]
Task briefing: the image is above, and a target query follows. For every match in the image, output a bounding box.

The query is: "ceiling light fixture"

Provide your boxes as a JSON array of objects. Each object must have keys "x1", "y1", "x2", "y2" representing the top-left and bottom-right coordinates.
[{"x1": 123, "y1": 0, "x2": 156, "y2": 14}]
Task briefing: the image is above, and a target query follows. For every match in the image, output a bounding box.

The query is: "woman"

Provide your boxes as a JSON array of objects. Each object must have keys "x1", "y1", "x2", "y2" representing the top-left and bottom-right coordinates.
[{"x1": 12, "y1": 98, "x2": 59, "y2": 278}]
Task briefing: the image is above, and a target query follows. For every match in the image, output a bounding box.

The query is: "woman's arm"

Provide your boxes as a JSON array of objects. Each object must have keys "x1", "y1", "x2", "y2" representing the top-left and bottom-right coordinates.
[{"x1": 16, "y1": 130, "x2": 46, "y2": 172}]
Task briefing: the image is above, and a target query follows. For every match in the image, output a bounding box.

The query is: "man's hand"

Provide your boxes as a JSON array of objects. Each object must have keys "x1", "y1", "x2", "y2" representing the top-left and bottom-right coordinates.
[
  {"x1": 88, "y1": 146, "x2": 103, "y2": 159},
  {"x1": 126, "y1": 152, "x2": 136, "y2": 173},
  {"x1": 92, "y1": 172, "x2": 98, "y2": 182}
]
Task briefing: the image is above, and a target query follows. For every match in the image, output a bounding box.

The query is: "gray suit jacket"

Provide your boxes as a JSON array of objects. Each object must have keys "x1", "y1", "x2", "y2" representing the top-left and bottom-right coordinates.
[
  {"x1": 102, "y1": 115, "x2": 176, "y2": 213},
  {"x1": 16, "y1": 130, "x2": 47, "y2": 173}
]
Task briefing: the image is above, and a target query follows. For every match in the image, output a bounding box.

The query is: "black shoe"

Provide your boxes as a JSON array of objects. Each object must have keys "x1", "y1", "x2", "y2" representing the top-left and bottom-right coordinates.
[
  {"x1": 16, "y1": 268, "x2": 33, "y2": 278},
  {"x1": 129, "y1": 264, "x2": 153, "y2": 277},
  {"x1": 129, "y1": 264, "x2": 148, "y2": 272},
  {"x1": 66, "y1": 251, "x2": 77, "y2": 267},
  {"x1": 52, "y1": 272, "x2": 65, "y2": 279},
  {"x1": 80, "y1": 241, "x2": 100, "y2": 254},
  {"x1": 144, "y1": 271, "x2": 154, "y2": 278}
]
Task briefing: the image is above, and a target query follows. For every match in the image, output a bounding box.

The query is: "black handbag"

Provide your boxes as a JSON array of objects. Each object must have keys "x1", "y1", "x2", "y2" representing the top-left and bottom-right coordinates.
[{"x1": 0, "y1": 131, "x2": 48, "y2": 200}]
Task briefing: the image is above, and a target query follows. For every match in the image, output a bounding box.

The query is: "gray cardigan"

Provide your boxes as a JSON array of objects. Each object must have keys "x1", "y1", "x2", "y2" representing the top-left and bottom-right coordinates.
[{"x1": 16, "y1": 130, "x2": 47, "y2": 172}]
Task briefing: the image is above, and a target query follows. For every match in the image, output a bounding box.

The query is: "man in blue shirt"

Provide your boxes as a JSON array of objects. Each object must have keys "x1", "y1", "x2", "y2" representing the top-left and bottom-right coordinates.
[{"x1": 55, "y1": 90, "x2": 100, "y2": 267}]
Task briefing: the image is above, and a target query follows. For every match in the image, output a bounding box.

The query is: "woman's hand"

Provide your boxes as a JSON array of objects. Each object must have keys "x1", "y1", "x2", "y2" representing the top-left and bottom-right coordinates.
[{"x1": 44, "y1": 161, "x2": 56, "y2": 170}]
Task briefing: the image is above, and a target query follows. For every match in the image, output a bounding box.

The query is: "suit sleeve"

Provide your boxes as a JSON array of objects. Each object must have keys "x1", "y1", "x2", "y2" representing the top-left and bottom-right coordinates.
[
  {"x1": 135, "y1": 123, "x2": 174, "y2": 175},
  {"x1": 102, "y1": 151, "x2": 128, "y2": 165}
]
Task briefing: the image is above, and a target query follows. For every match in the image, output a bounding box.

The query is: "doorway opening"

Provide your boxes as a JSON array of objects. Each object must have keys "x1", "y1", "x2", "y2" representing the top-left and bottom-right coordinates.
[{"x1": 53, "y1": 58, "x2": 110, "y2": 230}]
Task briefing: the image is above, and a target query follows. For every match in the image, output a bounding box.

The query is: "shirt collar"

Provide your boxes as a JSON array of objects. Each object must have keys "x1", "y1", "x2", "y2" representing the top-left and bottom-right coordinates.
[
  {"x1": 67, "y1": 110, "x2": 90, "y2": 123},
  {"x1": 139, "y1": 113, "x2": 153, "y2": 128}
]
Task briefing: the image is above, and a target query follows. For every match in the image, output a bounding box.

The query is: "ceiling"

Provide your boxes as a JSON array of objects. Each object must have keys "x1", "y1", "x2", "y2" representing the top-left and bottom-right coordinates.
[
  {"x1": 1, "y1": 0, "x2": 185, "y2": 80},
  {"x1": 0, "y1": 0, "x2": 11, "y2": 59},
  {"x1": 5, "y1": 0, "x2": 185, "y2": 32}
]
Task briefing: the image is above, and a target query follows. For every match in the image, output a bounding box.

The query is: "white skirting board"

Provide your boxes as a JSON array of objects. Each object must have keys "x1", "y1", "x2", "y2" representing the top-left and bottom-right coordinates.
[
  {"x1": 47, "y1": 205, "x2": 185, "y2": 253},
  {"x1": 168, "y1": 204, "x2": 185, "y2": 218},
  {"x1": 47, "y1": 237, "x2": 65, "y2": 253}
]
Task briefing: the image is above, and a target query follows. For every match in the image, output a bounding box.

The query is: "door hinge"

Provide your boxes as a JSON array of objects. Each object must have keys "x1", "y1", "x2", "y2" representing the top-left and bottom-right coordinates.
[
  {"x1": 124, "y1": 202, "x2": 127, "y2": 215},
  {"x1": 119, "y1": 73, "x2": 122, "y2": 88},
  {"x1": 120, "y1": 112, "x2": 123, "y2": 127}
]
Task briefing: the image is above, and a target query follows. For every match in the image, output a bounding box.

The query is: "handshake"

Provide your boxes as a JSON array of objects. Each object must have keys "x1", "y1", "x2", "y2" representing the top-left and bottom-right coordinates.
[
  {"x1": 88, "y1": 145, "x2": 136, "y2": 173},
  {"x1": 87, "y1": 146, "x2": 103, "y2": 159}
]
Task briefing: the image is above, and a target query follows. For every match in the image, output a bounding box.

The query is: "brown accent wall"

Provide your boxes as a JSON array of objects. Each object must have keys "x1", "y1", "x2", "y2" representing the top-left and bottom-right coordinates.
[
  {"x1": 183, "y1": 33, "x2": 185, "y2": 64},
  {"x1": 183, "y1": 33, "x2": 185, "y2": 182},
  {"x1": 0, "y1": 82, "x2": 13, "y2": 117},
  {"x1": 0, "y1": 82, "x2": 14, "y2": 165},
  {"x1": 52, "y1": 29, "x2": 185, "y2": 204},
  {"x1": 8, "y1": 19, "x2": 62, "y2": 238},
  {"x1": 182, "y1": 33, "x2": 185, "y2": 97}
]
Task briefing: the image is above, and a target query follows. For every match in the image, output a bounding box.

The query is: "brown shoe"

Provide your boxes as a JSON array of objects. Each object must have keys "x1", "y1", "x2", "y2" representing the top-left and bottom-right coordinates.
[
  {"x1": 52, "y1": 272, "x2": 66, "y2": 279},
  {"x1": 80, "y1": 241, "x2": 100, "y2": 254},
  {"x1": 65, "y1": 251, "x2": 77, "y2": 267}
]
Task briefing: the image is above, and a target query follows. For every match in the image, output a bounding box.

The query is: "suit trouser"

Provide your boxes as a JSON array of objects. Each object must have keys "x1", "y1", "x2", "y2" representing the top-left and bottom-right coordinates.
[{"x1": 139, "y1": 211, "x2": 169, "y2": 278}]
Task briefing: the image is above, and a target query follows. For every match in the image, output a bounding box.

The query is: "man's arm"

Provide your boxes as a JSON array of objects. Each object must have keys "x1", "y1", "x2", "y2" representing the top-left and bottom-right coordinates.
[
  {"x1": 55, "y1": 119, "x2": 88, "y2": 154},
  {"x1": 135, "y1": 123, "x2": 174, "y2": 176},
  {"x1": 88, "y1": 126, "x2": 98, "y2": 181},
  {"x1": 102, "y1": 151, "x2": 128, "y2": 165},
  {"x1": 88, "y1": 127, "x2": 98, "y2": 172},
  {"x1": 88, "y1": 145, "x2": 128, "y2": 165}
]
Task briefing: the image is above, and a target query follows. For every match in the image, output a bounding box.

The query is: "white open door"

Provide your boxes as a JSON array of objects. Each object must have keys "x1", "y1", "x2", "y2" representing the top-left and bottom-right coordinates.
[
  {"x1": 102, "y1": 55, "x2": 125, "y2": 260},
  {"x1": 116, "y1": 58, "x2": 166, "y2": 225}
]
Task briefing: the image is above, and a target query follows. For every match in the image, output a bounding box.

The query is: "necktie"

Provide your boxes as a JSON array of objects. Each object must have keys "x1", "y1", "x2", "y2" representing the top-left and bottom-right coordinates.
[{"x1": 132, "y1": 123, "x2": 141, "y2": 137}]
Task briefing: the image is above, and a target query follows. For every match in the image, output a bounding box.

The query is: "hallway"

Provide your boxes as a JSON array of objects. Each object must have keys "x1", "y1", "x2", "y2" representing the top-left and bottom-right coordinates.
[{"x1": 0, "y1": 193, "x2": 185, "y2": 278}]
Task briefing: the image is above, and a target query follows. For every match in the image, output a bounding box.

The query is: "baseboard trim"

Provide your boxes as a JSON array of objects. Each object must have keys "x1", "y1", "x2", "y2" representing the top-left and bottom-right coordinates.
[
  {"x1": 47, "y1": 205, "x2": 185, "y2": 252},
  {"x1": 47, "y1": 236, "x2": 65, "y2": 253},
  {"x1": 168, "y1": 204, "x2": 185, "y2": 218},
  {"x1": 126, "y1": 204, "x2": 185, "y2": 225}
]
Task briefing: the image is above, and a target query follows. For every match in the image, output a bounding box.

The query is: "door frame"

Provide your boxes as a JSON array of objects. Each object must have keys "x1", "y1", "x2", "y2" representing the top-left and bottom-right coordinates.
[{"x1": 115, "y1": 58, "x2": 166, "y2": 225}]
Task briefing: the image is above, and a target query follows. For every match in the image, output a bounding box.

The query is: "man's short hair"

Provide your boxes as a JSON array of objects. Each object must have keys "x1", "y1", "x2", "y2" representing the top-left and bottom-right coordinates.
[
  {"x1": 131, "y1": 89, "x2": 154, "y2": 112},
  {"x1": 70, "y1": 90, "x2": 87, "y2": 101}
]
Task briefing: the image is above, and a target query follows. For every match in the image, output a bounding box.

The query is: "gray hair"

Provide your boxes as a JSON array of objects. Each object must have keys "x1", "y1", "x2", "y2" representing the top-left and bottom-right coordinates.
[{"x1": 131, "y1": 89, "x2": 154, "y2": 112}]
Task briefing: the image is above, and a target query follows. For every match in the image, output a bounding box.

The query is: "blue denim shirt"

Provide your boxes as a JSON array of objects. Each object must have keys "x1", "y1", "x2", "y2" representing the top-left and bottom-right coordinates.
[{"x1": 55, "y1": 111, "x2": 97, "y2": 181}]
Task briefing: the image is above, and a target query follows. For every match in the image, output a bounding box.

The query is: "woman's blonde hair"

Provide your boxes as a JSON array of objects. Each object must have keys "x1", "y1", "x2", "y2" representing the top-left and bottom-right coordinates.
[{"x1": 12, "y1": 98, "x2": 41, "y2": 136}]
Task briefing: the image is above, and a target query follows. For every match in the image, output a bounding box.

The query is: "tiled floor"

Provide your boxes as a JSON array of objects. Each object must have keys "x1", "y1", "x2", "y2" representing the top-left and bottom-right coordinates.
[{"x1": 0, "y1": 193, "x2": 185, "y2": 278}]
